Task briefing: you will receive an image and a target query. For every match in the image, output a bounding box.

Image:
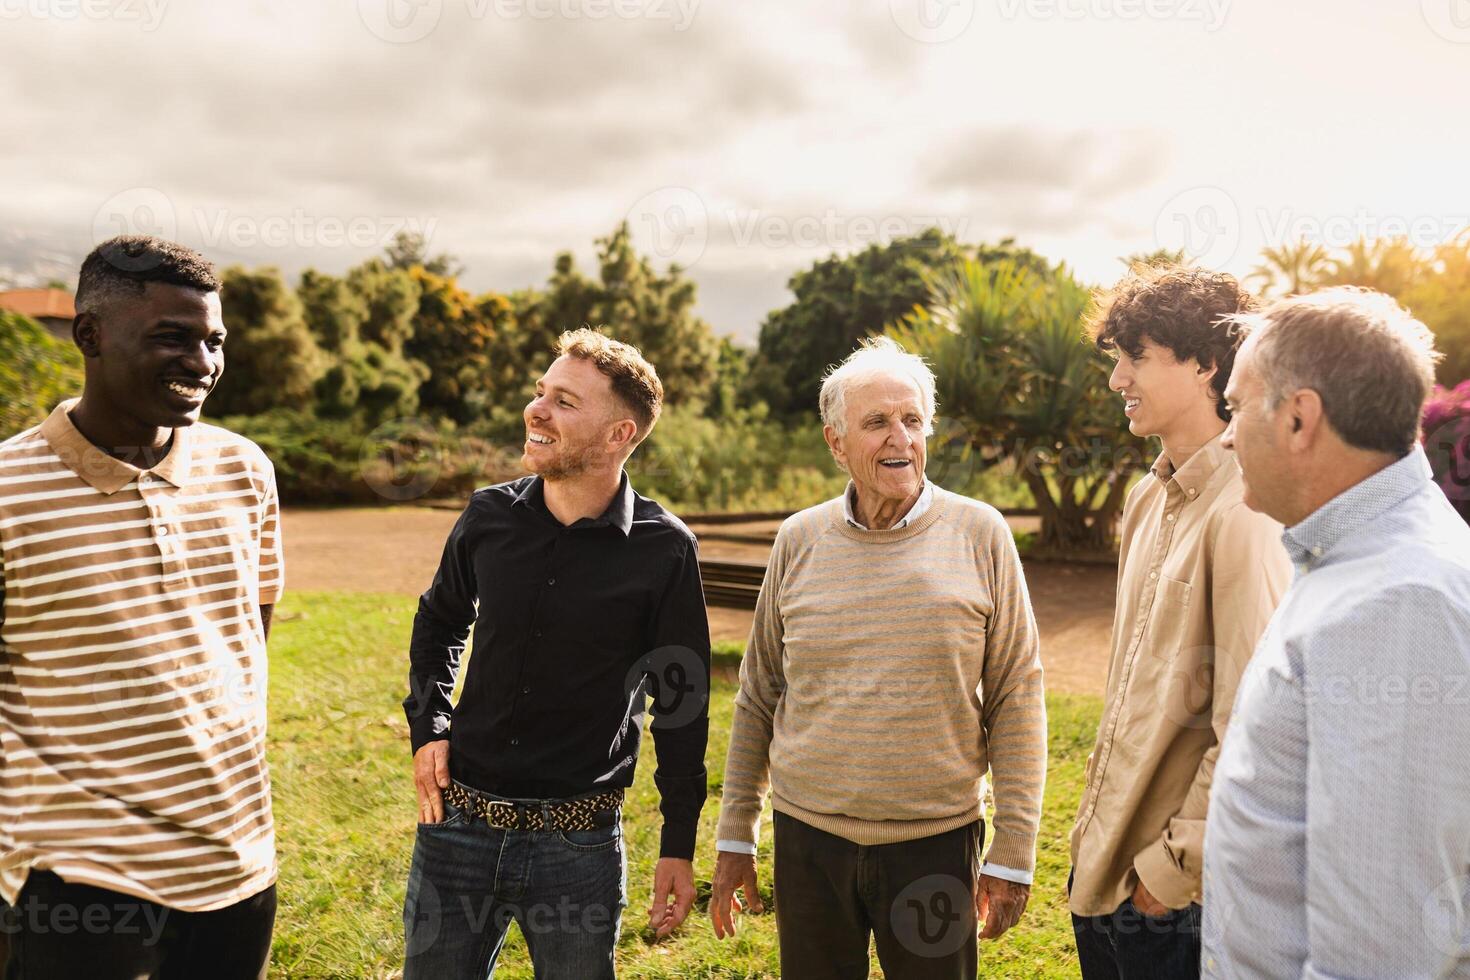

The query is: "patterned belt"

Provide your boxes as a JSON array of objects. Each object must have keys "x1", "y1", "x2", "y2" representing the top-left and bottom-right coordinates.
[{"x1": 442, "y1": 782, "x2": 623, "y2": 832}]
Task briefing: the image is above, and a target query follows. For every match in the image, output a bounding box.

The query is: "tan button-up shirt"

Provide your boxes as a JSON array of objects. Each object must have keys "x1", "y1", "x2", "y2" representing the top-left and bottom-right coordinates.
[{"x1": 1069, "y1": 433, "x2": 1290, "y2": 916}]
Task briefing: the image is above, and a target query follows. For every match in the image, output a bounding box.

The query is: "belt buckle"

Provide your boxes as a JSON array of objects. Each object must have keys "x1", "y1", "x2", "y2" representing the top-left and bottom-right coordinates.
[{"x1": 484, "y1": 799, "x2": 519, "y2": 829}]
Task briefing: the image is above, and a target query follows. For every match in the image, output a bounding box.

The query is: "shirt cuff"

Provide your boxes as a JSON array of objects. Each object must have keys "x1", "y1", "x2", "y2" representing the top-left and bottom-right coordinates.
[
  {"x1": 980, "y1": 863, "x2": 1033, "y2": 885},
  {"x1": 716, "y1": 839, "x2": 758, "y2": 855}
]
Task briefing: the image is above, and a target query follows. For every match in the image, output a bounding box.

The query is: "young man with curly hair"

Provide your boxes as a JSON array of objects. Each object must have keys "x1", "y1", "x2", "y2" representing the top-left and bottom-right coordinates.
[{"x1": 1067, "y1": 265, "x2": 1292, "y2": 978}]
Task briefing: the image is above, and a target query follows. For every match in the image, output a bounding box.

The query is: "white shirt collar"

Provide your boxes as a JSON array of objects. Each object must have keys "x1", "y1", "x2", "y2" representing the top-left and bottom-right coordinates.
[{"x1": 843, "y1": 480, "x2": 933, "y2": 530}]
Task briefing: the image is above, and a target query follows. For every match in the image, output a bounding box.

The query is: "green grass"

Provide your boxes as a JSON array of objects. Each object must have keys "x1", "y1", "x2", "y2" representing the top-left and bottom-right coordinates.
[{"x1": 267, "y1": 592, "x2": 1098, "y2": 978}]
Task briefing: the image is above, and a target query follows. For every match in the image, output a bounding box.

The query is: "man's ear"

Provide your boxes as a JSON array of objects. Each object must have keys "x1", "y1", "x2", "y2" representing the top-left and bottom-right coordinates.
[
  {"x1": 823, "y1": 424, "x2": 846, "y2": 468},
  {"x1": 72, "y1": 312, "x2": 101, "y2": 358},
  {"x1": 1286, "y1": 389, "x2": 1324, "y2": 448},
  {"x1": 606, "y1": 418, "x2": 638, "y2": 456}
]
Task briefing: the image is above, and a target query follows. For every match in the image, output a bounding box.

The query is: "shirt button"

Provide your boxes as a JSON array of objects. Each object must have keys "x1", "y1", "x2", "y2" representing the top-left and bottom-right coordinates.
[
  {"x1": 1148, "y1": 571, "x2": 1157, "y2": 579},
  {"x1": 521, "y1": 686, "x2": 530, "y2": 695},
  {"x1": 1187, "y1": 488, "x2": 1197, "y2": 496},
  {"x1": 547, "y1": 577, "x2": 556, "y2": 586},
  {"x1": 510, "y1": 738, "x2": 520, "y2": 746},
  {"x1": 1166, "y1": 514, "x2": 1175, "y2": 522},
  {"x1": 156, "y1": 526, "x2": 169, "y2": 537},
  {"x1": 534, "y1": 629, "x2": 543, "y2": 638}
]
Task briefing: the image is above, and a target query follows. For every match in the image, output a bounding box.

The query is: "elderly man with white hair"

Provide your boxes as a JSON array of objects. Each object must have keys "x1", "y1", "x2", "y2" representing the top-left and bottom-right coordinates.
[
  {"x1": 707, "y1": 337, "x2": 1048, "y2": 978},
  {"x1": 1204, "y1": 287, "x2": 1470, "y2": 977}
]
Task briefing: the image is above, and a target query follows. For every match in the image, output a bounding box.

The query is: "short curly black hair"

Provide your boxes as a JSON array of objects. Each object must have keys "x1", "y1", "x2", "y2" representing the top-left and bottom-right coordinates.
[
  {"x1": 1087, "y1": 264, "x2": 1258, "y2": 422},
  {"x1": 75, "y1": 235, "x2": 220, "y2": 317}
]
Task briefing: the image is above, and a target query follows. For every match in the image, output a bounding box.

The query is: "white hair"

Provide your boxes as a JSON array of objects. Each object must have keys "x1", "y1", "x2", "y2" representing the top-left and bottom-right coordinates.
[{"x1": 818, "y1": 336, "x2": 937, "y2": 437}]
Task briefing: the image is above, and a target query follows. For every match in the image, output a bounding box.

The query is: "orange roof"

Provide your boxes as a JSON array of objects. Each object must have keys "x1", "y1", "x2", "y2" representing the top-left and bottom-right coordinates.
[{"x1": 0, "y1": 288, "x2": 75, "y2": 320}]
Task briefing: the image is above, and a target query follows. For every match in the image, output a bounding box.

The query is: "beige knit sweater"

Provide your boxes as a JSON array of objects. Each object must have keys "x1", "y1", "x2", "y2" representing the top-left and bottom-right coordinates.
[{"x1": 714, "y1": 487, "x2": 1048, "y2": 874}]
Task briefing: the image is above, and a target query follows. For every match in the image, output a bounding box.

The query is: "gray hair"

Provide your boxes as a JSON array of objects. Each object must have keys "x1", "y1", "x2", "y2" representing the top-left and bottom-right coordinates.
[
  {"x1": 1232, "y1": 286, "x2": 1441, "y2": 456},
  {"x1": 818, "y1": 336, "x2": 937, "y2": 437}
]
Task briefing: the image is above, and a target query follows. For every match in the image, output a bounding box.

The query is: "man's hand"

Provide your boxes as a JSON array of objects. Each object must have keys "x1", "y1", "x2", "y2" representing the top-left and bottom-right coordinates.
[
  {"x1": 647, "y1": 857, "x2": 697, "y2": 940},
  {"x1": 710, "y1": 850, "x2": 764, "y2": 939},
  {"x1": 1130, "y1": 878, "x2": 1170, "y2": 918},
  {"x1": 413, "y1": 740, "x2": 450, "y2": 824},
  {"x1": 976, "y1": 874, "x2": 1030, "y2": 940}
]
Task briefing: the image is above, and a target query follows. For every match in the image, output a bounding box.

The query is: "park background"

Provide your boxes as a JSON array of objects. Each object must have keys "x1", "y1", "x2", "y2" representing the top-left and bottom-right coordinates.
[{"x1": 5, "y1": 2, "x2": 1470, "y2": 976}]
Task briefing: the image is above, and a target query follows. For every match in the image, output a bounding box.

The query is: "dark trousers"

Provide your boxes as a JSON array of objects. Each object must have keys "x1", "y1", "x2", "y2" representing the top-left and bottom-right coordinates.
[
  {"x1": 1, "y1": 870, "x2": 275, "y2": 980},
  {"x1": 773, "y1": 811, "x2": 983, "y2": 980},
  {"x1": 1070, "y1": 873, "x2": 1201, "y2": 980}
]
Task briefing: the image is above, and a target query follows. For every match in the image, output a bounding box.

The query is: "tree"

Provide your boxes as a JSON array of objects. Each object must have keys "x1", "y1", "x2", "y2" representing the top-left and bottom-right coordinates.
[
  {"x1": 514, "y1": 224, "x2": 720, "y2": 407},
  {"x1": 889, "y1": 259, "x2": 1145, "y2": 553},
  {"x1": 746, "y1": 231, "x2": 1049, "y2": 420},
  {"x1": 405, "y1": 268, "x2": 516, "y2": 425},
  {"x1": 0, "y1": 310, "x2": 83, "y2": 440},
  {"x1": 1120, "y1": 247, "x2": 1189, "y2": 271},
  {"x1": 210, "y1": 267, "x2": 326, "y2": 417},
  {"x1": 1248, "y1": 239, "x2": 1331, "y2": 297},
  {"x1": 1406, "y1": 237, "x2": 1470, "y2": 385},
  {"x1": 299, "y1": 266, "x2": 427, "y2": 424},
  {"x1": 1321, "y1": 236, "x2": 1425, "y2": 297},
  {"x1": 385, "y1": 230, "x2": 464, "y2": 278}
]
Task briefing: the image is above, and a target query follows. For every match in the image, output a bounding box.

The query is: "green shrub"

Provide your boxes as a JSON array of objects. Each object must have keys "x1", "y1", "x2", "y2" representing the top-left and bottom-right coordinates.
[{"x1": 0, "y1": 311, "x2": 83, "y2": 441}]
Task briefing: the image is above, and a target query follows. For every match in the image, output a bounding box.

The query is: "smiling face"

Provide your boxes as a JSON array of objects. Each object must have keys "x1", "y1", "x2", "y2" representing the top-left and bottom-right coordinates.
[
  {"x1": 521, "y1": 354, "x2": 633, "y2": 481},
  {"x1": 824, "y1": 373, "x2": 928, "y2": 511},
  {"x1": 1108, "y1": 337, "x2": 1216, "y2": 444},
  {"x1": 82, "y1": 281, "x2": 226, "y2": 432}
]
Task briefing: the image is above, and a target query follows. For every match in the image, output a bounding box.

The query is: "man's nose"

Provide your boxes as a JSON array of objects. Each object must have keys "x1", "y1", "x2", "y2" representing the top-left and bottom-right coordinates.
[
  {"x1": 1221, "y1": 418, "x2": 1236, "y2": 450},
  {"x1": 180, "y1": 341, "x2": 213, "y2": 377},
  {"x1": 1109, "y1": 359, "x2": 1128, "y2": 392}
]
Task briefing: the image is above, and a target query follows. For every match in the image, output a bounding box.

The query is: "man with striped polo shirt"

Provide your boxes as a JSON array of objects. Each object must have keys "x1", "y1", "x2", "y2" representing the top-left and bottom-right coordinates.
[
  {"x1": 0, "y1": 236, "x2": 282, "y2": 979},
  {"x1": 709, "y1": 338, "x2": 1048, "y2": 978}
]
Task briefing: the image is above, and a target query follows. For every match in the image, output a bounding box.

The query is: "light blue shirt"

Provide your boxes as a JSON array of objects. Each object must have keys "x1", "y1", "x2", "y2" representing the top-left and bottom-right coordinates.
[
  {"x1": 718, "y1": 480, "x2": 1033, "y2": 886},
  {"x1": 1202, "y1": 448, "x2": 1470, "y2": 977}
]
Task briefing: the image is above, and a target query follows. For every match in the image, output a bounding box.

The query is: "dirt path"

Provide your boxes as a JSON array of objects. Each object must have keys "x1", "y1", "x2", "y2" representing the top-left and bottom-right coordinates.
[{"x1": 281, "y1": 507, "x2": 1116, "y2": 696}]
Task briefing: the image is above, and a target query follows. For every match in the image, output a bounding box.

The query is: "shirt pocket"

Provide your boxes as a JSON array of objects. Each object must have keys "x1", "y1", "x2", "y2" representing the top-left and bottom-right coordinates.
[{"x1": 1144, "y1": 576, "x2": 1194, "y2": 660}]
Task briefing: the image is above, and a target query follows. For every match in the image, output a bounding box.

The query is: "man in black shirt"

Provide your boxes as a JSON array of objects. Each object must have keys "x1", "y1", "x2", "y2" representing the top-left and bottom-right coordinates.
[{"x1": 401, "y1": 329, "x2": 710, "y2": 978}]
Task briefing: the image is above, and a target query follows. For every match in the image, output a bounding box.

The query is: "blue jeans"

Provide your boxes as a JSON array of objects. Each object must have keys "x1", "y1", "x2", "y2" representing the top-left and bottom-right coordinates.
[{"x1": 402, "y1": 787, "x2": 627, "y2": 979}]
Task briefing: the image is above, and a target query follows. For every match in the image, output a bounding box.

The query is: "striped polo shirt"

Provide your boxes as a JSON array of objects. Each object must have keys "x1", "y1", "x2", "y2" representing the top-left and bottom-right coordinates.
[{"x1": 0, "y1": 399, "x2": 283, "y2": 912}]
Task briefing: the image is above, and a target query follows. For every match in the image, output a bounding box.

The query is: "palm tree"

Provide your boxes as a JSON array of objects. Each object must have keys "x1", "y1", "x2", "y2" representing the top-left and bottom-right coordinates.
[
  {"x1": 1321, "y1": 236, "x2": 1425, "y2": 297},
  {"x1": 888, "y1": 259, "x2": 1145, "y2": 554},
  {"x1": 1249, "y1": 239, "x2": 1332, "y2": 297}
]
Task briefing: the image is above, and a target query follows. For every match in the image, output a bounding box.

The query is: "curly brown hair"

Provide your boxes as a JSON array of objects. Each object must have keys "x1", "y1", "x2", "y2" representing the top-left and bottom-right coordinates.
[{"x1": 1087, "y1": 264, "x2": 1259, "y2": 422}]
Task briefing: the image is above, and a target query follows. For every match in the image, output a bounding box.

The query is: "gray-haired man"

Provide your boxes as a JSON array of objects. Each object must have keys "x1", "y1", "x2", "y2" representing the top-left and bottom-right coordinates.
[{"x1": 1205, "y1": 287, "x2": 1470, "y2": 976}]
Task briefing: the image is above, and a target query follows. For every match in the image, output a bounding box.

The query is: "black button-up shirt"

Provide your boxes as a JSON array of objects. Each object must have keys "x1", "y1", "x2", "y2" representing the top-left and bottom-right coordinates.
[{"x1": 403, "y1": 473, "x2": 710, "y2": 859}]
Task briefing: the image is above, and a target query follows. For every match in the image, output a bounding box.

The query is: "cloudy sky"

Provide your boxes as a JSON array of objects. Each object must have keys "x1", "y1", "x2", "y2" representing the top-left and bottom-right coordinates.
[{"x1": 2, "y1": 0, "x2": 1467, "y2": 342}]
